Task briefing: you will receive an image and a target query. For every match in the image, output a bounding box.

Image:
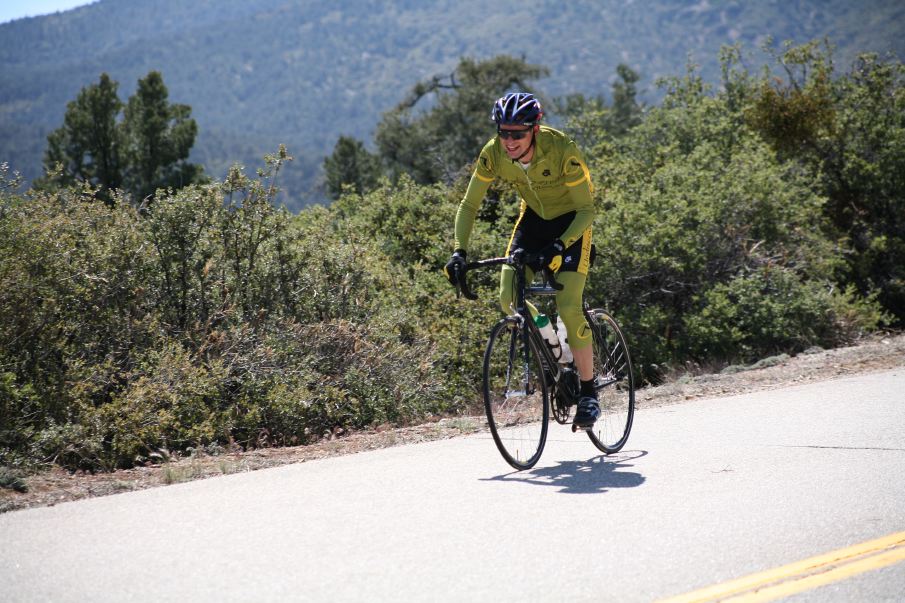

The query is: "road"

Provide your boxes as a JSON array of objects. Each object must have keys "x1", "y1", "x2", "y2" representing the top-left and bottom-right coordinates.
[{"x1": 2, "y1": 369, "x2": 904, "y2": 602}]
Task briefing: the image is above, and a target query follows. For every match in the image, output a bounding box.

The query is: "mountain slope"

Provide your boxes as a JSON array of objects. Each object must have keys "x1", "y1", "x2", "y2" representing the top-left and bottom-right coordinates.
[{"x1": 1, "y1": 0, "x2": 902, "y2": 209}]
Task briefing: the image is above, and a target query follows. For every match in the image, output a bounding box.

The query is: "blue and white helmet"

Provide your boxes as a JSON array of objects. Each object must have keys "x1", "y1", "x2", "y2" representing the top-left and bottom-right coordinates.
[{"x1": 491, "y1": 92, "x2": 543, "y2": 126}]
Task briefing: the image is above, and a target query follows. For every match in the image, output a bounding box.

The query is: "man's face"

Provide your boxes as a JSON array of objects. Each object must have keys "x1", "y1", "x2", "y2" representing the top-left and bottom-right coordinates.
[{"x1": 498, "y1": 125, "x2": 535, "y2": 160}]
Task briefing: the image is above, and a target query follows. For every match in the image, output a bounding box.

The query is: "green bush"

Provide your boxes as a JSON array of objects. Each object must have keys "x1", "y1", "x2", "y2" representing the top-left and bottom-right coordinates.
[
  {"x1": 86, "y1": 342, "x2": 227, "y2": 468},
  {"x1": 2, "y1": 45, "x2": 899, "y2": 473},
  {"x1": 682, "y1": 268, "x2": 881, "y2": 362},
  {"x1": 584, "y1": 62, "x2": 884, "y2": 380},
  {"x1": 3, "y1": 149, "x2": 501, "y2": 472}
]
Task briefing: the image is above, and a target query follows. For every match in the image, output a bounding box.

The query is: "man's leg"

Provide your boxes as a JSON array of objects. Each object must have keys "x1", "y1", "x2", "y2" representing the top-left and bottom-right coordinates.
[
  {"x1": 555, "y1": 271, "x2": 599, "y2": 427},
  {"x1": 554, "y1": 271, "x2": 592, "y2": 368},
  {"x1": 499, "y1": 264, "x2": 539, "y2": 317},
  {"x1": 572, "y1": 339, "x2": 593, "y2": 382}
]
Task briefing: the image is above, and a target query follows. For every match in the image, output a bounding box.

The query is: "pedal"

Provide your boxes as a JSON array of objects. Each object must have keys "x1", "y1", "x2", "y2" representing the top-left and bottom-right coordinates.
[{"x1": 571, "y1": 423, "x2": 592, "y2": 433}]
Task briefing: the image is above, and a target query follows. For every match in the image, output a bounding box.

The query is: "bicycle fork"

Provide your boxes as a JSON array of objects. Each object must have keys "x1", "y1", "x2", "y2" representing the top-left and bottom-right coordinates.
[{"x1": 503, "y1": 325, "x2": 536, "y2": 400}]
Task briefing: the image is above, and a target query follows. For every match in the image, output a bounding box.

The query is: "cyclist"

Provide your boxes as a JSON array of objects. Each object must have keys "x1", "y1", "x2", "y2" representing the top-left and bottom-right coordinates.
[{"x1": 444, "y1": 91, "x2": 600, "y2": 428}]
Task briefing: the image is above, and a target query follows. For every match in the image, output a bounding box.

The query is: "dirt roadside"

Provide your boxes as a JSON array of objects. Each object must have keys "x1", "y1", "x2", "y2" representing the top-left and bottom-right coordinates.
[{"x1": 2, "y1": 333, "x2": 903, "y2": 514}]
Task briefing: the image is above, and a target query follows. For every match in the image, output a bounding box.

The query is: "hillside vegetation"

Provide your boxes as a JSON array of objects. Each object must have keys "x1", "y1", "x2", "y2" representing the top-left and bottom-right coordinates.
[
  {"x1": 2, "y1": 41, "x2": 901, "y2": 478},
  {"x1": 1, "y1": 0, "x2": 903, "y2": 208}
]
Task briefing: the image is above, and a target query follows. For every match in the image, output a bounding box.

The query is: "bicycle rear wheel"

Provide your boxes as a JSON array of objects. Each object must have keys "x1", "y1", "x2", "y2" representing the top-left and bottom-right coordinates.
[
  {"x1": 483, "y1": 318, "x2": 550, "y2": 470},
  {"x1": 585, "y1": 310, "x2": 635, "y2": 453}
]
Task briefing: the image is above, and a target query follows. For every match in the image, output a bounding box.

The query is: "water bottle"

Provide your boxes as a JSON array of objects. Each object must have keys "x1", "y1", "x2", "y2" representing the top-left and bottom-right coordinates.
[
  {"x1": 534, "y1": 314, "x2": 561, "y2": 359},
  {"x1": 556, "y1": 315, "x2": 573, "y2": 364}
]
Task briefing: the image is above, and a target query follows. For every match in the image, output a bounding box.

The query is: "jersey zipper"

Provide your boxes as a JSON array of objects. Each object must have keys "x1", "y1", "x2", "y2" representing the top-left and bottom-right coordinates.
[{"x1": 523, "y1": 158, "x2": 548, "y2": 219}]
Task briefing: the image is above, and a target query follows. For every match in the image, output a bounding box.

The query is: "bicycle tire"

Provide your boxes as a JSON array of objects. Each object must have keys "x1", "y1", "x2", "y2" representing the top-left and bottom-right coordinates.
[
  {"x1": 584, "y1": 309, "x2": 635, "y2": 453},
  {"x1": 483, "y1": 317, "x2": 550, "y2": 470}
]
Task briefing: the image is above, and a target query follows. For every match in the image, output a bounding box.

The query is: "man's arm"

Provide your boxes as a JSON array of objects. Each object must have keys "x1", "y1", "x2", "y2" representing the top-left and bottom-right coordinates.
[
  {"x1": 454, "y1": 146, "x2": 495, "y2": 251},
  {"x1": 558, "y1": 143, "x2": 595, "y2": 247}
]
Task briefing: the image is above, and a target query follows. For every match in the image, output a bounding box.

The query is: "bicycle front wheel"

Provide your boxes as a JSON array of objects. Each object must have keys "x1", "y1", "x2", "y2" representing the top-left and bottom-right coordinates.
[
  {"x1": 483, "y1": 318, "x2": 550, "y2": 470},
  {"x1": 585, "y1": 310, "x2": 635, "y2": 453}
]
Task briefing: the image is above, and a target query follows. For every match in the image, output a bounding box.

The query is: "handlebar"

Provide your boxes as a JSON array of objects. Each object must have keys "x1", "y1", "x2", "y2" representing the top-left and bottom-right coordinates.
[{"x1": 452, "y1": 250, "x2": 563, "y2": 301}]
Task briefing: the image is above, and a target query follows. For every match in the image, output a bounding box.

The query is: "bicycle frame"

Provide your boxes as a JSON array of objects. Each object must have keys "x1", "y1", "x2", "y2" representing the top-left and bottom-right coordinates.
[
  {"x1": 456, "y1": 250, "x2": 636, "y2": 467},
  {"x1": 459, "y1": 253, "x2": 568, "y2": 394}
]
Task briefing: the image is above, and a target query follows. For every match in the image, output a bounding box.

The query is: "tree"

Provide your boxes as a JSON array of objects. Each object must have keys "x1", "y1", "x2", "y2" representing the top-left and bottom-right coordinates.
[
  {"x1": 39, "y1": 71, "x2": 204, "y2": 204},
  {"x1": 40, "y1": 73, "x2": 124, "y2": 204},
  {"x1": 552, "y1": 64, "x2": 643, "y2": 152},
  {"x1": 549, "y1": 92, "x2": 607, "y2": 151},
  {"x1": 608, "y1": 64, "x2": 643, "y2": 136},
  {"x1": 323, "y1": 136, "x2": 381, "y2": 199},
  {"x1": 744, "y1": 40, "x2": 836, "y2": 156},
  {"x1": 743, "y1": 41, "x2": 905, "y2": 323},
  {"x1": 375, "y1": 55, "x2": 549, "y2": 185},
  {"x1": 823, "y1": 54, "x2": 905, "y2": 322},
  {"x1": 122, "y1": 71, "x2": 204, "y2": 202}
]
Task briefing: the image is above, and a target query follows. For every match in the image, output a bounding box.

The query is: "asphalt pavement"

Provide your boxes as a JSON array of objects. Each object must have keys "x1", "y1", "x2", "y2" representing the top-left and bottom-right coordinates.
[{"x1": 2, "y1": 369, "x2": 904, "y2": 602}]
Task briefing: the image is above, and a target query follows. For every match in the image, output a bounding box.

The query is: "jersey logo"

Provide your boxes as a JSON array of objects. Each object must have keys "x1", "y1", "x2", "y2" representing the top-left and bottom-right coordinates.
[
  {"x1": 542, "y1": 169, "x2": 551, "y2": 177},
  {"x1": 570, "y1": 160, "x2": 581, "y2": 168},
  {"x1": 481, "y1": 157, "x2": 489, "y2": 170}
]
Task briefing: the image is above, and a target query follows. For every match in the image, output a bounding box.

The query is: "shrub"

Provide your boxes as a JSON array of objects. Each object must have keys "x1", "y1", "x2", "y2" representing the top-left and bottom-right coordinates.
[
  {"x1": 584, "y1": 62, "x2": 880, "y2": 380},
  {"x1": 2, "y1": 46, "x2": 897, "y2": 473},
  {"x1": 682, "y1": 268, "x2": 884, "y2": 362}
]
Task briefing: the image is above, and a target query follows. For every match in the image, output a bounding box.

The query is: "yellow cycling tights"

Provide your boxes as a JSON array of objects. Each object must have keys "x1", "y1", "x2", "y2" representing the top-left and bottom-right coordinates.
[{"x1": 498, "y1": 266, "x2": 592, "y2": 350}]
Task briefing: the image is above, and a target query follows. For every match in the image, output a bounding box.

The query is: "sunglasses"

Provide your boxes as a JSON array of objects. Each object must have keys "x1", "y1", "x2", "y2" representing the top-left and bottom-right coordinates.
[{"x1": 497, "y1": 127, "x2": 533, "y2": 140}]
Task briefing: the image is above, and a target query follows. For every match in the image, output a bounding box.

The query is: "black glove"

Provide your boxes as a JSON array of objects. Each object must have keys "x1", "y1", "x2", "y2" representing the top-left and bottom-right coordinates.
[
  {"x1": 444, "y1": 249, "x2": 467, "y2": 286},
  {"x1": 539, "y1": 239, "x2": 565, "y2": 272}
]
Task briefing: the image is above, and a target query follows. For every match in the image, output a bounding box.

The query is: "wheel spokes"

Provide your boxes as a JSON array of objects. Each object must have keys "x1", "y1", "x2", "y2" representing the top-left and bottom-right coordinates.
[{"x1": 483, "y1": 320, "x2": 549, "y2": 469}]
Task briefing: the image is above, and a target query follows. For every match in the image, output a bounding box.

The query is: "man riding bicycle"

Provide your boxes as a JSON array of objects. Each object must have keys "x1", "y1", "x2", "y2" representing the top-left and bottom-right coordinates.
[{"x1": 444, "y1": 91, "x2": 600, "y2": 428}]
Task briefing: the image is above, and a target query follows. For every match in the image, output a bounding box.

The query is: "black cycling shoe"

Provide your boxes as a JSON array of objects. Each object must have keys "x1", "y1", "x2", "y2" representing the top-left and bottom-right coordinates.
[{"x1": 573, "y1": 396, "x2": 600, "y2": 428}]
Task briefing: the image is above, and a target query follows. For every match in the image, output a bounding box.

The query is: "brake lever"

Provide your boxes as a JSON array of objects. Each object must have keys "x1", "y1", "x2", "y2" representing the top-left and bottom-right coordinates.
[{"x1": 455, "y1": 265, "x2": 479, "y2": 301}]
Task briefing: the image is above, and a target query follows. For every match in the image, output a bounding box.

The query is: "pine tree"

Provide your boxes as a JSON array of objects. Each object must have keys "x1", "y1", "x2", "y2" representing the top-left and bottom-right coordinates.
[
  {"x1": 40, "y1": 73, "x2": 123, "y2": 204},
  {"x1": 375, "y1": 55, "x2": 548, "y2": 185},
  {"x1": 323, "y1": 136, "x2": 381, "y2": 199},
  {"x1": 121, "y1": 71, "x2": 204, "y2": 202},
  {"x1": 607, "y1": 64, "x2": 643, "y2": 137},
  {"x1": 39, "y1": 71, "x2": 204, "y2": 204}
]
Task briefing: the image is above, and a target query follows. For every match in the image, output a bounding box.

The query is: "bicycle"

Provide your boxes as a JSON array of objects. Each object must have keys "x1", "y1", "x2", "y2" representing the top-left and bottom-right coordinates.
[{"x1": 453, "y1": 250, "x2": 635, "y2": 470}]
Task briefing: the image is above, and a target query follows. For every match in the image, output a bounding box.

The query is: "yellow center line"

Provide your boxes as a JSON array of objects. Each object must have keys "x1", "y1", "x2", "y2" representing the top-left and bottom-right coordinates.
[{"x1": 657, "y1": 530, "x2": 905, "y2": 603}]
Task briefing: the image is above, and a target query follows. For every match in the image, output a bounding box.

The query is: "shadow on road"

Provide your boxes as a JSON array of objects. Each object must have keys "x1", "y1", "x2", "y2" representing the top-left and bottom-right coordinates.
[{"x1": 481, "y1": 450, "x2": 648, "y2": 494}]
